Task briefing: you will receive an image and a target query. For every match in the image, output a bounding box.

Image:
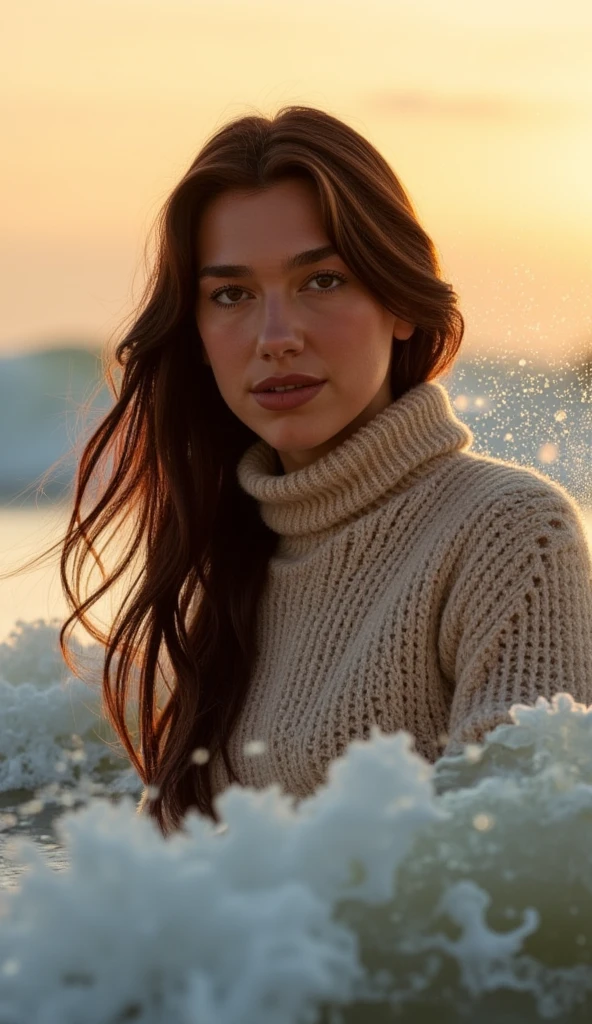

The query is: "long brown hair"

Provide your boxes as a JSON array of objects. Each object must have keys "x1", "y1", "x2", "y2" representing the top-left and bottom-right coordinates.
[{"x1": 33, "y1": 106, "x2": 466, "y2": 836}]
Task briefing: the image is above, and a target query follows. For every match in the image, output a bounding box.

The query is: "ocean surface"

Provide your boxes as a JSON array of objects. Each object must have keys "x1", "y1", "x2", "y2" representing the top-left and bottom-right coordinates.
[{"x1": 1, "y1": 348, "x2": 592, "y2": 1022}]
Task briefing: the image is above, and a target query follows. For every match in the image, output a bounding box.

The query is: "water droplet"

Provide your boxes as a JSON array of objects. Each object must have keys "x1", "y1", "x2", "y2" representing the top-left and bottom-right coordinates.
[
  {"x1": 472, "y1": 813, "x2": 495, "y2": 831},
  {"x1": 1, "y1": 958, "x2": 20, "y2": 977},
  {"x1": 537, "y1": 442, "x2": 559, "y2": 464},
  {"x1": 191, "y1": 748, "x2": 210, "y2": 765},
  {"x1": 244, "y1": 739, "x2": 266, "y2": 757}
]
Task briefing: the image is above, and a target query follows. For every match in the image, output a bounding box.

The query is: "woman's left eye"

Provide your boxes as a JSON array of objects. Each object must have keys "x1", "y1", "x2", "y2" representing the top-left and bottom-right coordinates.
[{"x1": 306, "y1": 270, "x2": 347, "y2": 291}]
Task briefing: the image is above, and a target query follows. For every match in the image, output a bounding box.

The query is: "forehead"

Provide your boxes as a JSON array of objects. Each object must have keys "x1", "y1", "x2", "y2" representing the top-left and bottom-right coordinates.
[{"x1": 197, "y1": 178, "x2": 327, "y2": 261}]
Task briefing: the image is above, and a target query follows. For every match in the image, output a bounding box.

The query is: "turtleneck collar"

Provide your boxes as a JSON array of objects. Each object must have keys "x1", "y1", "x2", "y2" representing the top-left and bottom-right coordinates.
[{"x1": 236, "y1": 380, "x2": 473, "y2": 541}]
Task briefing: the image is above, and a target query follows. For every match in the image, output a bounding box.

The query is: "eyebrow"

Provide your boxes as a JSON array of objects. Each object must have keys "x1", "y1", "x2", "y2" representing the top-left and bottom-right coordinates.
[{"x1": 198, "y1": 244, "x2": 339, "y2": 280}]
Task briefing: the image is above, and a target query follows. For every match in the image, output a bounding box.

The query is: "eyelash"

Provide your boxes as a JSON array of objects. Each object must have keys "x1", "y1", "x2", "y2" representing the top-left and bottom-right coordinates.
[{"x1": 208, "y1": 270, "x2": 347, "y2": 308}]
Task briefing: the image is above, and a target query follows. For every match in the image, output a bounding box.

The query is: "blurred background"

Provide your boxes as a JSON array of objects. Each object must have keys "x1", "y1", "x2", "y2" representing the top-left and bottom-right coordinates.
[{"x1": 1, "y1": 0, "x2": 591, "y2": 643}]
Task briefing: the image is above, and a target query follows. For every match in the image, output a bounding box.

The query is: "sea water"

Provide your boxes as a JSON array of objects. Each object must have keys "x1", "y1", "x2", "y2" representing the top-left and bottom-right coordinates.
[
  {"x1": 1, "y1": 509, "x2": 592, "y2": 1022},
  {"x1": 1, "y1": 352, "x2": 592, "y2": 1021}
]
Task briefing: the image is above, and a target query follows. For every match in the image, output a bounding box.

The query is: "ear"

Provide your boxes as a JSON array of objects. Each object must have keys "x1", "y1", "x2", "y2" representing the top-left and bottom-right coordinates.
[{"x1": 393, "y1": 317, "x2": 416, "y2": 342}]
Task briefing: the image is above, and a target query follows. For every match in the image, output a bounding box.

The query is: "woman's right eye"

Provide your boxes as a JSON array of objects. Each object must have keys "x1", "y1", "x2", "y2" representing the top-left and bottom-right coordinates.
[{"x1": 209, "y1": 287, "x2": 247, "y2": 307}]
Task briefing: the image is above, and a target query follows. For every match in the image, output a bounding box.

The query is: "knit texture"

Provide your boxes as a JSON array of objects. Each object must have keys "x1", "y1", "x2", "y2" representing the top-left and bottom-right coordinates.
[{"x1": 140, "y1": 380, "x2": 592, "y2": 814}]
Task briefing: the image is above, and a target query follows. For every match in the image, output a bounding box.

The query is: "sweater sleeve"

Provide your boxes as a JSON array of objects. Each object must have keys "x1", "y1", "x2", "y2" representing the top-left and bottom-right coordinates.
[{"x1": 438, "y1": 482, "x2": 592, "y2": 758}]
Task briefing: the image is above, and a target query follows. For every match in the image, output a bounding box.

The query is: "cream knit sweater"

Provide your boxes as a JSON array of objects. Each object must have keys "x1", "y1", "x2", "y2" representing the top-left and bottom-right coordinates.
[{"x1": 141, "y1": 380, "x2": 592, "y2": 814}]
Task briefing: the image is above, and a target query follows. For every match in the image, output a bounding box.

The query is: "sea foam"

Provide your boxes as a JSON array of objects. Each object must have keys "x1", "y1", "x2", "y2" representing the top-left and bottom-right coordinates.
[{"x1": 1, "y1": 618, "x2": 591, "y2": 1022}]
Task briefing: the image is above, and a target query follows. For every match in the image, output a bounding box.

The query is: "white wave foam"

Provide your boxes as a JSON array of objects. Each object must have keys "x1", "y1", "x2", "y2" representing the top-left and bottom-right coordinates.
[{"x1": 1, "y1": 682, "x2": 592, "y2": 1022}]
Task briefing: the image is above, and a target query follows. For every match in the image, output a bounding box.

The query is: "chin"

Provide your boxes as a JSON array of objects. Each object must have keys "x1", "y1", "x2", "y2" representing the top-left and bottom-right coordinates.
[
  {"x1": 265, "y1": 420, "x2": 345, "y2": 454},
  {"x1": 266, "y1": 433, "x2": 325, "y2": 455}
]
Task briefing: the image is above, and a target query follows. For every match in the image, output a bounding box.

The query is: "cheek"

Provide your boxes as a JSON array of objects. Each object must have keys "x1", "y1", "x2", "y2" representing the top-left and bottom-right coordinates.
[
  {"x1": 338, "y1": 343, "x2": 390, "y2": 384},
  {"x1": 199, "y1": 322, "x2": 245, "y2": 376},
  {"x1": 322, "y1": 305, "x2": 391, "y2": 366},
  {"x1": 333, "y1": 293, "x2": 390, "y2": 338}
]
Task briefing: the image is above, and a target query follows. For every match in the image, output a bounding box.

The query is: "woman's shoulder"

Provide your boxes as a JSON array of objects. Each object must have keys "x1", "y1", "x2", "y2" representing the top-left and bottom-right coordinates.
[{"x1": 448, "y1": 448, "x2": 589, "y2": 557}]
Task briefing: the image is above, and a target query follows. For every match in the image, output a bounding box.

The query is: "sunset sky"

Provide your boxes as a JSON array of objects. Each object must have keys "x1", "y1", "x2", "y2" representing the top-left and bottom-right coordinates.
[{"x1": 2, "y1": 0, "x2": 591, "y2": 360}]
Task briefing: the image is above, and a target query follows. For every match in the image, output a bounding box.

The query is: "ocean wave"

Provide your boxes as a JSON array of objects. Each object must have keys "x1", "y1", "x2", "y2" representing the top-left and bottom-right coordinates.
[{"x1": 1, "y1": 620, "x2": 592, "y2": 1021}]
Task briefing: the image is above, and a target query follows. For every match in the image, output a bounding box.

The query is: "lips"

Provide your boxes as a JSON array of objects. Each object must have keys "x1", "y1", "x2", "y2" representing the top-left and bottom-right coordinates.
[
  {"x1": 251, "y1": 374, "x2": 325, "y2": 393},
  {"x1": 252, "y1": 381, "x2": 326, "y2": 410}
]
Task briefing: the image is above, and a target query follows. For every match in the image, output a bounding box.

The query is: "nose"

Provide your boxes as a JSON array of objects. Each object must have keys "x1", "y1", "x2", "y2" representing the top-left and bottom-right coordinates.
[{"x1": 255, "y1": 297, "x2": 304, "y2": 361}]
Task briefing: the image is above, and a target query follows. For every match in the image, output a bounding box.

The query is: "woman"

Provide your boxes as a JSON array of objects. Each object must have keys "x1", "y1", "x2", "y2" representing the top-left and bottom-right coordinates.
[{"x1": 56, "y1": 105, "x2": 592, "y2": 837}]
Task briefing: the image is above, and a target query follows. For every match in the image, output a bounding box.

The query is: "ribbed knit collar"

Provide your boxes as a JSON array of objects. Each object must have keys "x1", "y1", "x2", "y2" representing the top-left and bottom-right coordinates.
[{"x1": 237, "y1": 380, "x2": 473, "y2": 540}]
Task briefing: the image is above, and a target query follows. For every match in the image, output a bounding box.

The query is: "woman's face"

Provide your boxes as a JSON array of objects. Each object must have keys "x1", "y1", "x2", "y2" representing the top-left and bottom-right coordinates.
[{"x1": 195, "y1": 177, "x2": 415, "y2": 473}]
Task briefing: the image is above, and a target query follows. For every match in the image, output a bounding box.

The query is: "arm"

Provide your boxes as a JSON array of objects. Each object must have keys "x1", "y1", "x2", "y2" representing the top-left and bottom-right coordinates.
[{"x1": 438, "y1": 483, "x2": 592, "y2": 757}]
